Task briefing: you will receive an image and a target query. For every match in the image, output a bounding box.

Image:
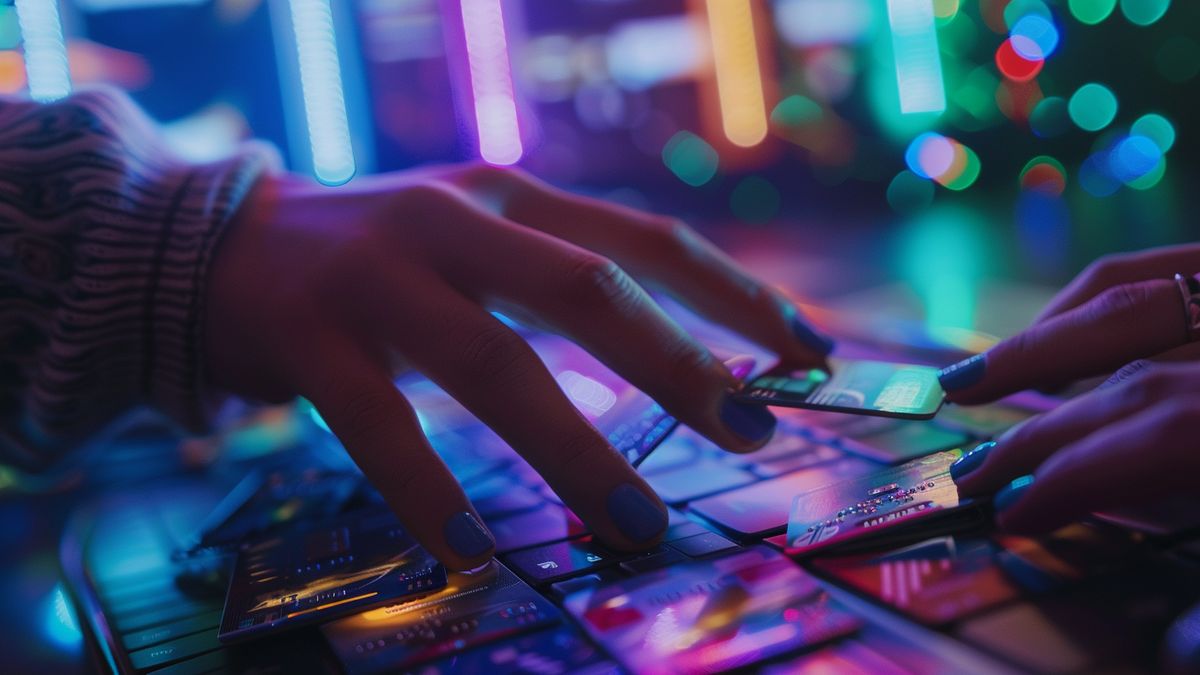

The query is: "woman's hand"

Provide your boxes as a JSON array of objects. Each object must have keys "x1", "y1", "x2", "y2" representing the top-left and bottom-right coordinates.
[
  {"x1": 937, "y1": 244, "x2": 1200, "y2": 404},
  {"x1": 948, "y1": 361, "x2": 1200, "y2": 534},
  {"x1": 204, "y1": 164, "x2": 833, "y2": 570}
]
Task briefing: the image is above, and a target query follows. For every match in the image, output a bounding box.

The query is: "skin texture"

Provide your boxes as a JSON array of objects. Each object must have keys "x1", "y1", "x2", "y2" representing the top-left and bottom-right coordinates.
[
  {"x1": 944, "y1": 245, "x2": 1200, "y2": 532},
  {"x1": 204, "y1": 164, "x2": 832, "y2": 571}
]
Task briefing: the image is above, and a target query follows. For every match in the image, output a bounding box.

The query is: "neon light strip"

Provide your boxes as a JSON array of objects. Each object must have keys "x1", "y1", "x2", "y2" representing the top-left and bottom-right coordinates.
[
  {"x1": 288, "y1": 0, "x2": 356, "y2": 185},
  {"x1": 460, "y1": 0, "x2": 522, "y2": 165},
  {"x1": 14, "y1": 0, "x2": 71, "y2": 102},
  {"x1": 886, "y1": 0, "x2": 946, "y2": 114},
  {"x1": 704, "y1": 0, "x2": 768, "y2": 147}
]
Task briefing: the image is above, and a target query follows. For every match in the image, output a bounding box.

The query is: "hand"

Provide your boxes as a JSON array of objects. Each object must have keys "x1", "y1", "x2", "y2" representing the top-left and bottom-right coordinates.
[
  {"x1": 205, "y1": 163, "x2": 833, "y2": 570},
  {"x1": 937, "y1": 244, "x2": 1200, "y2": 404},
  {"x1": 948, "y1": 361, "x2": 1200, "y2": 534}
]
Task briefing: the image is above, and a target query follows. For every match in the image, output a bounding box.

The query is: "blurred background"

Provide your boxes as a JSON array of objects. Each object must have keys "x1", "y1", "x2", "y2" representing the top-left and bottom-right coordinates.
[
  {"x1": 0, "y1": 0, "x2": 1197, "y2": 671},
  {"x1": 1, "y1": 0, "x2": 1192, "y2": 334}
]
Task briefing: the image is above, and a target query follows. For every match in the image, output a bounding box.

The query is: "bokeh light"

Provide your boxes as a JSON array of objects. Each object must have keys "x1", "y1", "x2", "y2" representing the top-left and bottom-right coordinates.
[
  {"x1": 1130, "y1": 113, "x2": 1175, "y2": 152},
  {"x1": 662, "y1": 131, "x2": 719, "y2": 186},
  {"x1": 1108, "y1": 135, "x2": 1162, "y2": 183},
  {"x1": 1068, "y1": 83, "x2": 1118, "y2": 131},
  {"x1": 1010, "y1": 14, "x2": 1059, "y2": 59},
  {"x1": 730, "y1": 176, "x2": 781, "y2": 223},
  {"x1": 1030, "y1": 96, "x2": 1071, "y2": 137},
  {"x1": 1068, "y1": 0, "x2": 1117, "y2": 24},
  {"x1": 1126, "y1": 155, "x2": 1166, "y2": 190},
  {"x1": 1079, "y1": 152, "x2": 1122, "y2": 196},
  {"x1": 1003, "y1": 0, "x2": 1052, "y2": 29},
  {"x1": 887, "y1": 170, "x2": 935, "y2": 213},
  {"x1": 995, "y1": 38, "x2": 1043, "y2": 82},
  {"x1": 905, "y1": 132, "x2": 954, "y2": 179},
  {"x1": 1020, "y1": 156, "x2": 1067, "y2": 195},
  {"x1": 1119, "y1": 0, "x2": 1170, "y2": 26}
]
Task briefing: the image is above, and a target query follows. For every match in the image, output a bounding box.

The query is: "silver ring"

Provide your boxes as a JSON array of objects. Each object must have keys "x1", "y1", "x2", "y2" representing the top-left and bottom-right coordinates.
[{"x1": 1174, "y1": 273, "x2": 1200, "y2": 343}]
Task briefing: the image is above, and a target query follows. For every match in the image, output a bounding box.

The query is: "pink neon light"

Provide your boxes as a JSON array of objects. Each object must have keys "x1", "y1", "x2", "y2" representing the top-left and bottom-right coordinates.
[{"x1": 460, "y1": 0, "x2": 522, "y2": 165}]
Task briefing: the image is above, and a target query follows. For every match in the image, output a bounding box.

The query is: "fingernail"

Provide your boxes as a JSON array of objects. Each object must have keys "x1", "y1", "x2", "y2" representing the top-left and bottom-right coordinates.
[
  {"x1": 720, "y1": 395, "x2": 777, "y2": 442},
  {"x1": 444, "y1": 512, "x2": 494, "y2": 558},
  {"x1": 723, "y1": 355, "x2": 757, "y2": 381},
  {"x1": 791, "y1": 316, "x2": 835, "y2": 356},
  {"x1": 938, "y1": 353, "x2": 986, "y2": 392},
  {"x1": 607, "y1": 483, "x2": 668, "y2": 543},
  {"x1": 993, "y1": 475, "x2": 1035, "y2": 513},
  {"x1": 950, "y1": 441, "x2": 995, "y2": 481}
]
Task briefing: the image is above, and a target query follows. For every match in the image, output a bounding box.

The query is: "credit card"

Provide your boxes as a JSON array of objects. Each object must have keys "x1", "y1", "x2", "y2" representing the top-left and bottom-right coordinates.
[
  {"x1": 218, "y1": 507, "x2": 447, "y2": 644},
  {"x1": 811, "y1": 537, "x2": 1052, "y2": 625},
  {"x1": 562, "y1": 547, "x2": 861, "y2": 675},
  {"x1": 189, "y1": 469, "x2": 363, "y2": 552},
  {"x1": 734, "y1": 359, "x2": 945, "y2": 419},
  {"x1": 402, "y1": 626, "x2": 619, "y2": 675},
  {"x1": 322, "y1": 561, "x2": 563, "y2": 674},
  {"x1": 785, "y1": 450, "x2": 987, "y2": 557}
]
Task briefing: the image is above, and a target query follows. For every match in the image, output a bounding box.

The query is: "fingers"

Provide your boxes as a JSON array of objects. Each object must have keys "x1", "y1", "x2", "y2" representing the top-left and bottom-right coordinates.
[
  {"x1": 393, "y1": 288, "x2": 671, "y2": 552},
  {"x1": 442, "y1": 164, "x2": 834, "y2": 366},
  {"x1": 989, "y1": 400, "x2": 1200, "y2": 534},
  {"x1": 1034, "y1": 244, "x2": 1200, "y2": 323},
  {"x1": 302, "y1": 344, "x2": 493, "y2": 571},
  {"x1": 950, "y1": 367, "x2": 1183, "y2": 496},
  {"x1": 414, "y1": 186, "x2": 777, "y2": 453},
  {"x1": 938, "y1": 279, "x2": 1187, "y2": 404}
]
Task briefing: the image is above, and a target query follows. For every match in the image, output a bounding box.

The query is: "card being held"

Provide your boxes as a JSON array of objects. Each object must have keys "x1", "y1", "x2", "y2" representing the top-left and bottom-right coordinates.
[
  {"x1": 735, "y1": 358, "x2": 945, "y2": 419},
  {"x1": 786, "y1": 450, "x2": 988, "y2": 557}
]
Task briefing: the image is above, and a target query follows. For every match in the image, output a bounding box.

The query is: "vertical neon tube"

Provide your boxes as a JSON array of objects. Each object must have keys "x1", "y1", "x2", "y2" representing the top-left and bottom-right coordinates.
[
  {"x1": 288, "y1": 0, "x2": 356, "y2": 185},
  {"x1": 704, "y1": 0, "x2": 768, "y2": 148},
  {"x1": 886, "y1": 0, "x2": 946, "y2": 114},
  {"x1": 14, "y1": 0, "x2": 70, "y2": 102},
  {"x1": 460, "y1": 0, "x2": 522, "y2": 165}
]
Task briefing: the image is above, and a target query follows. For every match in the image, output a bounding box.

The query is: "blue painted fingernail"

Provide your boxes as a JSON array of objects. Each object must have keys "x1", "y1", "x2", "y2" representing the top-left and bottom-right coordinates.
[
  {"x1": 950, "y1": 441, "x2": 995, "y2": 481},
  {"x1": 720, "y1": 395, "x2": 777, "y2": 442},
  {"x1": 791, "y1": 316, "x2": 835, "y2": 356},
  {"x1": 938, "y1": 353, "x2": 986, "y2": 392},
  {"x1": 993, "y1": 475, "x2": 1035, "y2": 513},
  {"x1": 607, "y1": 483, "x2": 668, "y2": 543},
  {"x1": 444, "y1": 512, "x2": 494, "y2": 558}
]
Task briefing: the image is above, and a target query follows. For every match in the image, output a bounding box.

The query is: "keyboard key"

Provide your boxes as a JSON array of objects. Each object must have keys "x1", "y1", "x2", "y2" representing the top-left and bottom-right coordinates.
[
  {"x1": 472, "y1": 484, "x2": 544, "y2": 520},
  {"x1": 487, "y1": 504, "x2": 587, "y2": 553},
  {"x1": 664, "y1": 520, "x2": 709, "y2": 542},
  {"x1": 549, "y1": 573, "x2": 604, "y2": 600},
  {"x1": 128, "y1": 629, "x2": 221, "y2": 672},
  {"x1": 503, "y1": 537, "x2": 623, "y2": 584},
  {"x1": 669, "y1": 531, "x2": 739, "y2": 558},
  {"x1": 645, "y1": 458, "x2": 757, "y2": 504},
  {"x1": 749, "y1": 444, "x2": 844, "y2": 478},
  {"x1": 620, "y1": 548, "x2": 687, "y2": 574},
  {"x1": 838, "y1": 424, "x2": 970, "y2": 463},
  {"x1": 115, "y1": 598, "x2": 223, "y2": 633},
  {"x1": 146, "y1": 650, "x2": 229, "y2": 675},
  {"x1": 636, "y1": 432, "x2": 703, "y2": 475},
  {"x1": 122, "y1": 610, "x2": 221, "y2": 651},
  {"x1": 689, "y1": 458, "x2": 875, "y2": 536}
]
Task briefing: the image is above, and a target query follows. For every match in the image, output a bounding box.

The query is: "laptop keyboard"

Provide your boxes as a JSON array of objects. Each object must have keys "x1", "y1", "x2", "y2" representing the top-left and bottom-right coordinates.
[{"x1": 59, "y1": 400, "x2": 1200, "y2": 674}]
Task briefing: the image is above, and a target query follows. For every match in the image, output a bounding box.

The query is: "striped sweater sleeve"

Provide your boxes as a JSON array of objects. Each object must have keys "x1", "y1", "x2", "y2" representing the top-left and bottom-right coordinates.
[{"x1": 0, "y1": 87, "x2": 279, "y2": 470}]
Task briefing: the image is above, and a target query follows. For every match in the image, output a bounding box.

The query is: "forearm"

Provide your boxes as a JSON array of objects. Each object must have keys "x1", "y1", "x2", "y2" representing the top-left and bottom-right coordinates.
[{"x1": 0, "y1": 87, "x2": 278, "y2": 469}]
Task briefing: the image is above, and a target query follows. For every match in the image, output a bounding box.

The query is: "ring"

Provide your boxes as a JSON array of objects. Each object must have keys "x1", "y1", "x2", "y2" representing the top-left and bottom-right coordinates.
[{"x1": 1173, "y1": 273, "x2": 1200, "y2": 343}]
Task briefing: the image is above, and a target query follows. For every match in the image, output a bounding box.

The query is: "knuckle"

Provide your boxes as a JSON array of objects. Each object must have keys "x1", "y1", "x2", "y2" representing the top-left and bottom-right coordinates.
[
  {"x1": 664, "y1": 340, "x2": 718, "y2": 389},
  {"x1": 553, "y1": 429, "x2": 611, "y2": 474},
  {"x1": 385, "y1": 182, "x2": 456, "y2": 217},
  {"x1": 561, "y1": 255, "x2": 642, "y2": 315},
  {"x1": 644, "y1": 217, "x2": 694, "y2": 258},
  {"x1": 327, "y1": 388, "x2": 396, "y2": 445},
  {"x1": 1091, "y1": 283, "x2": 1148, "y2": 320},
  {"x1": 1082, "y1": 254, "x2": 1127, "y2": 283},
  {"x1": 457, "y1": 324, "x2": 534, "y2": 385}
]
